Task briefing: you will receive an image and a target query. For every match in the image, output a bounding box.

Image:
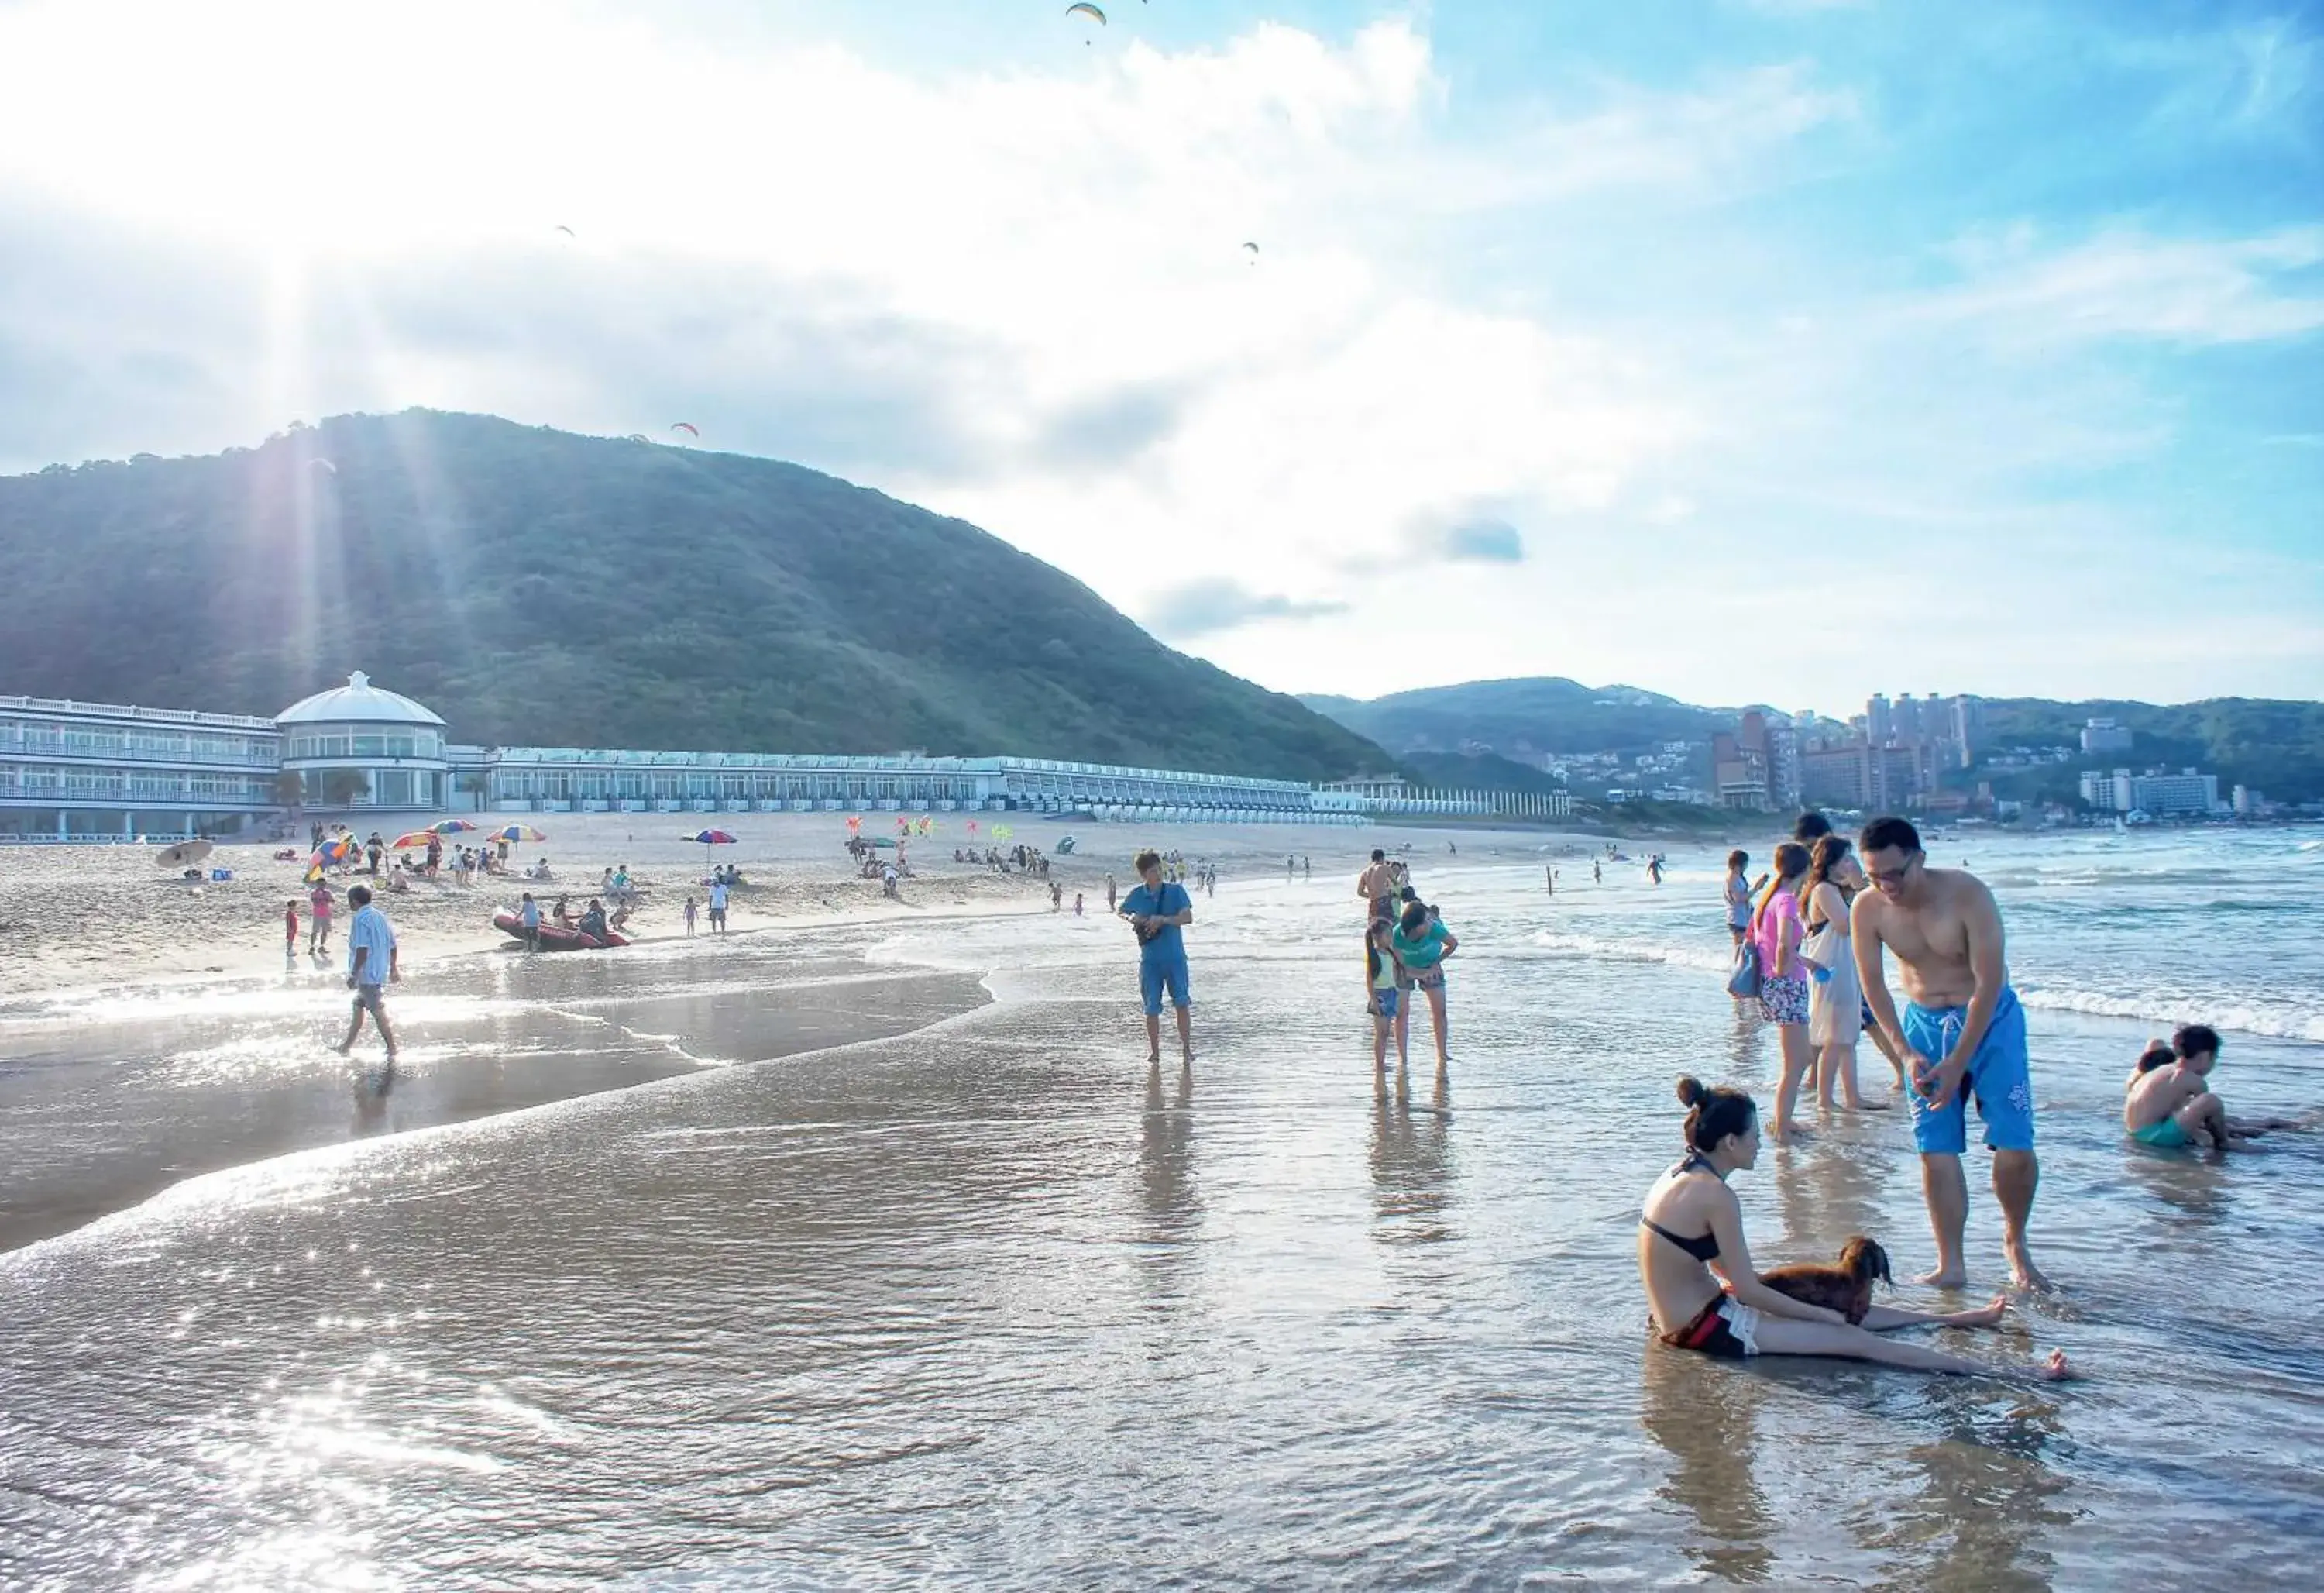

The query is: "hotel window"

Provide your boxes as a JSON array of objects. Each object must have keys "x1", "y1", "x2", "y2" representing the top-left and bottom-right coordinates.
[
  {"x1": 352, "y1": 736, "x2": 386, "y2": 759},
  {"x1": 374, "y1": 770, "x2": 414, "y2": 807}
]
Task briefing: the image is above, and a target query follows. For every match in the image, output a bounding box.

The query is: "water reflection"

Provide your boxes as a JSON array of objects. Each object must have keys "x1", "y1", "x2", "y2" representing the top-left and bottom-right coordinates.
[
  {"x1": 1639, "y1": 1349, "x2": 1774, "y2": 1584},
  {"x1": 1867, "y1": 1397, "x2": 2070, "y2": 1592},
  {"x1": 1370, "y1": 1065, "x2": 1455, "y2": 1244},
  {"x1": 351, "y1": 1058, "x2": 397, "y2": 1135},
  {"x1": 1135, "y1": 1058, "x2": 1200, "y2": 1309}
]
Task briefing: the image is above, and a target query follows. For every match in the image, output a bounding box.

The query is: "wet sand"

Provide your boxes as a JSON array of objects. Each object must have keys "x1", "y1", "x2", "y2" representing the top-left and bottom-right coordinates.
[
  {"x1": 0, "y1": 938, "x2": 988, "y2": 1253},
  {"x1": 0, "y1": 811, "x2": 1590, "y2": 999}
]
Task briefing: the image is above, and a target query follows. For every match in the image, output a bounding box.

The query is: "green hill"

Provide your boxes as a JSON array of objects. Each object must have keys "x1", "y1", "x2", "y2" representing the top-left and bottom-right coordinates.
[
  {"x1": 0, "y1": 411, "x2": 1385, "y2": 780},
  {"x1": 1310, "y1": 678, "x2": 2324, "y2": 803},
  {"x1": 1975, "y1": 697, "x2": 2324, "y2": 805},
  {"x1": 1302, "y1": 677, "x2": 1728, "y2": 759}
]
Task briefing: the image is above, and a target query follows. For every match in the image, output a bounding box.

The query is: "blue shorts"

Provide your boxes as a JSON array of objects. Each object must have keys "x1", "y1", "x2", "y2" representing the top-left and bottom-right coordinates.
[
  {"x1": 1139, "y1": 954, "x2": 1190, "y2": 1016},
  {"x1": 1370, "y1": 986, "x2": 1401, "y2": 1020},
  {"x1": 1901, "y1": 988, "x2": 2034, "y2": 1154}
]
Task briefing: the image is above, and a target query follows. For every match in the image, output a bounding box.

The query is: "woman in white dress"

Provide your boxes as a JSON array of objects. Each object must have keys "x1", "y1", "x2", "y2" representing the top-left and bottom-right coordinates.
[{"x1": 1802, "y1": 834, "x2": 1886, "y2": 1112}]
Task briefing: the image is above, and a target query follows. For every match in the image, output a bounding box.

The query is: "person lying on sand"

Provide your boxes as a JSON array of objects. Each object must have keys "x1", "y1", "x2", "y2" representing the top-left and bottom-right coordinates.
[
  {"x1": 2124, "y1": 1024, "x2": 2298, "y2": 1151},
  {"x1": 1640, "y1": 1076, "x2": 2071, "y2": 1380}
]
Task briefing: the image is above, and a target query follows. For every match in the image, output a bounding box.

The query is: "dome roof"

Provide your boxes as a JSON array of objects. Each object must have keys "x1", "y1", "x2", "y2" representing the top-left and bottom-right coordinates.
[{"x1": 277, "y1": 671, "x2": 446, "y2": 728}]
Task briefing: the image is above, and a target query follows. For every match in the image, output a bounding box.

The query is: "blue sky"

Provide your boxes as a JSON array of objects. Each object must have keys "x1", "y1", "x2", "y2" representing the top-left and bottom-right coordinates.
[{"x1": 0, "y1": 0, "x2": 2316, "y2": 715}]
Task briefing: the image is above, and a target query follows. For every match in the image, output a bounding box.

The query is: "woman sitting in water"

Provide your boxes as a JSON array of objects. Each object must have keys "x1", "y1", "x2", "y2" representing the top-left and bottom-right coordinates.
[{"x1": 1641, "y1": 1076, "x2": 2071, "y2": 1378}]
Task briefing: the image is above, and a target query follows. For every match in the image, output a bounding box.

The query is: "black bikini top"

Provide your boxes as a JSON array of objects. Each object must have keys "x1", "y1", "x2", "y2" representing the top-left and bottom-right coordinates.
[{"x1": 1640, "y1": 1151, "x2": 1723, "y2": 1261}]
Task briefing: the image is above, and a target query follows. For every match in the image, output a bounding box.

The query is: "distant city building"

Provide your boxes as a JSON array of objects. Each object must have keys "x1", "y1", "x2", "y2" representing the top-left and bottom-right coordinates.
[
  {"x1": 2079, "y1": 717, "x2": 2135, "y2": 754},
  {"x1": 2079, "y1": 766, "x2": 2219, "y2": 816},
  {"x1": 1949, "y1": 695, "x2": 1984, "y2": 767},
  {"x1": 1867, "y1": 694, "x2": 1893, "y2": 741}
]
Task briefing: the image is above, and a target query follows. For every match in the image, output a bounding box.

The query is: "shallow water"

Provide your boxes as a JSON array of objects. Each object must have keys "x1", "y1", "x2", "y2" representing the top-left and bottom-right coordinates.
[{"x1": 2, "y1": 828, "x2": 2320, "y2": 1588}]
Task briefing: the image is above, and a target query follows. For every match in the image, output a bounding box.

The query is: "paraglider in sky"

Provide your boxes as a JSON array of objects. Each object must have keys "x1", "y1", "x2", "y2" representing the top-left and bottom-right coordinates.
[
  {"x1": 310, "y1": 459, "x2": 337, "y2": 474},
  {"x1": 626, "y1": 433, "x2": 650, "y2": 443},
  {"x1": 670, "y1": 422, "x2": 699, "y2": 437},
  {"x1": 554, "y1": 225, "x2": 575, "y2": 239},
  {"x1": 1242, "y1": 241, "x2": 1260, "y2": 263},
  {"x1": 1067, "y1": 4, "x2": 1105, "y2": 30}
]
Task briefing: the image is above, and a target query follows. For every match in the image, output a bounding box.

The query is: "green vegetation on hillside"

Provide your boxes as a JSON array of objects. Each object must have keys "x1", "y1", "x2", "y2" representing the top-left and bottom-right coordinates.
[
  {"x1": 1972, "y1": 697, "x2": 2324, "y2": 804},
  {"x1": 1304, "y1": 677, "x2": 1725, "y2": 759},
  {"x1": 0, "y1": 411, "x2": 1385, "y2": 781}
]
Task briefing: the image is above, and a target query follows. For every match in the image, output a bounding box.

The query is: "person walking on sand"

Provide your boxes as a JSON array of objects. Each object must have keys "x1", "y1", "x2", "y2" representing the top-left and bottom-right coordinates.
[
  {"x1": 1050, "y1": 881, "x2": 1063, "y2": 912},
  {"x1": 1074, "y1": 892, "x2": 1085, "y2": 917},
  {"x1": 1640, "y1": 1077, "x2": 2069, "y2": 1380},
  {"x1": 284, "y1": 898, "x2": 301, "y2": 965},
  {"x1": 683, "y1": 895, "x2": 698, "y2": 938},
  {"x1": 708, "y1": 876, "x2": 729, "y2": 934},
  {"x1": 1855, "y1": 816, "x2": 2045, "y2": 1291},
  {"x1": 1120, "y1": 848, "x2": 1195, "y2": 1066},
  {"x1": 1593, "y1": 858, "x2": 1602, "y2": 886},
  {"x1": 334, "y1": 885, "x2": 400, "y2": 1060},
  {"x1": 1105, "y1": 874, "x2": 1118, "y2": 913},
  {"x1": 308, "y1": 879, "x2": 335, "y2": 957}
]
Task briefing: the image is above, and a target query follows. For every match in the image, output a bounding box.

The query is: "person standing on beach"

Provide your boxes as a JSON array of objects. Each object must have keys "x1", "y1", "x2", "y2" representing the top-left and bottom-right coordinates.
[
  {"x1": 519, "y1": 890, "x2": 541, "y2": 951},
  {"x1": 335, "y1": 885, "x2": 400, "y2": 1060},
  {"x1": 1803, "y1": 836, "x2": 1886, "y2": 1112},
  {"x1": 1105, "y1": 874, "x2": 1118, "y2": 913},
  {"x1": 708, "y1": 876, "x2": 729, "y2": 934},
  {"x1": 1854, "y1": 816, "x2": 2044, "y2": 1291},
  {"x1": 308, "y1": 879, "x2": 334, "y2": 957},
  {"x1": 1723, "y1": 852, "x2": 1752, "y2": 949},
  {"x1": 1390, "y1": 900, "x2": 1459, "y2": 1070},
  {"x1": 682, "y1": 896, "x2": 698, "y2": 938},
  {"x1": 1120, "y1": 848, "x2": 1195, "y2": 1066},
  {"x1": 1751, "y1": 844, "x2": 1815, "y2": 1141},
  {"x1": 1593, "y1": 858, "x2": 1602, "y2": 886},
  {"x1": 1359, "y1": 848, "x2": 1396, "y2": 919},
  {"x1": 284, "y1": 899, "x2": 301, "y2": 965}
]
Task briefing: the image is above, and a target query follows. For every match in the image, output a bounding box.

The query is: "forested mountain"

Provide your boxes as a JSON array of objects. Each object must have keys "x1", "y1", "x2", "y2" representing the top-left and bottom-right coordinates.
[
  {"x1": 1976, "y1": 697, "x2": 2324, "y2": 803},
  {"x1": 1303, "y1": 678, "x2": 1728, "y2": 758},
  {"x1": 0, "y1": 411, "x2": 1385, "y2": 780},
  {"x1": 1309, "y1": 677, "x2": 2324, "y2": 802}
]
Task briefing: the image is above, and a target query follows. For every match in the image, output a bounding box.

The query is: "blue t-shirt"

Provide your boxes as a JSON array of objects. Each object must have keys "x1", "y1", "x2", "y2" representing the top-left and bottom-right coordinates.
[{"x1": 1122, "y1": 882, "x2": 1191, "y2": 961}]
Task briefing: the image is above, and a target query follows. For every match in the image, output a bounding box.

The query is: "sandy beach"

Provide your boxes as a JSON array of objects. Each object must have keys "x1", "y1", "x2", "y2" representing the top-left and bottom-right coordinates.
[{"x1": 0, "y1": 810, "x2": 1600, "y2": 999}]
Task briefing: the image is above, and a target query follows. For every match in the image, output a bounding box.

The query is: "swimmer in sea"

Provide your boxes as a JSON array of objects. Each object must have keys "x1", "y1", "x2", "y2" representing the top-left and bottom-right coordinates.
[
  {"x1": 1641, "y1": 1077, "x2": 2071, "y2": 1380},
  {"x1": 2123, "y1": 1024, "x2": 2298, "y2": 1151}
]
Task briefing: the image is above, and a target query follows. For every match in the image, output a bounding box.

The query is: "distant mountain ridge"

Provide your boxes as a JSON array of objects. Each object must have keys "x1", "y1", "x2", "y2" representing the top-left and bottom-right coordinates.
[
  {"x1": 1305, "y1": 677, "x2": 2324, "y2": 802},
  {"x1": 0, "y1": 411, "x2": 1387, "y2": 781}
]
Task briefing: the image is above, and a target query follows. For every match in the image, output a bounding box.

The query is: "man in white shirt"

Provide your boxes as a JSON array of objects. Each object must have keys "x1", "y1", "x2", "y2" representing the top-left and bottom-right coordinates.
[
  {"x1": 708, "y1": 878, "x2": 729, "y2": 934},
  {"x1": 335, "y1": 884, "x2": 401, "y2": 1058}
]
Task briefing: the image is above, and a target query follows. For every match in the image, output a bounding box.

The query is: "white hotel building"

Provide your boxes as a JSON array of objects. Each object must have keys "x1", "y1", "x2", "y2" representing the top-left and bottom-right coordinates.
[{"x1": 2, "y1": 672, "x2": 1387, "y2": 840}]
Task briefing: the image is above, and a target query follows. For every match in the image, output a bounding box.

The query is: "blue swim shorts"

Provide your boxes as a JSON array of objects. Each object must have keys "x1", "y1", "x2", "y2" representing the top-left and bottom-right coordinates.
[
  {"x1": 1901, "y1": 988, "x2": 2034, "y2": 1154},
  {"x1": 1370, "y1": 986, "x2": 1401, "y2": 1020},
  {"x1": 1140, "y1": 954, "x2": 1191, "y2": 1016}
]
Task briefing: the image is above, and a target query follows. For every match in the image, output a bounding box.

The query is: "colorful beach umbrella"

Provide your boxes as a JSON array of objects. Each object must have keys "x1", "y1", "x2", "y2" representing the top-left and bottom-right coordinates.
[
  {"x1": 845, "y1": 814, "x2": 862, "y2": 834},
  {"x1": 685, "y1": 829, "x2": 739, "y2": 845},
  {"x1": 389, "y1": 831, "x2": 437, "y2": 850},
  {"x1": 486, "y1": 824, "x2": 548, "y2": 844},
  {"x1": 303, "y1": 834, "x2": 358, "y2": 880},
  {"x1": 429, "y1": 818, "x2": 480, "y2": 834}
]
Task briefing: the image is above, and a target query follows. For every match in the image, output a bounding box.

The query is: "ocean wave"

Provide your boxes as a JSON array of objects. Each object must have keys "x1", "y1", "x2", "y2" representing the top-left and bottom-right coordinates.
[
  {"x1": 1528, "y1": 931, "x2": 1733, "y2": 974},
  {"x1": 2013, "y1": 985, "x2": 2324, "y2": 1043}
]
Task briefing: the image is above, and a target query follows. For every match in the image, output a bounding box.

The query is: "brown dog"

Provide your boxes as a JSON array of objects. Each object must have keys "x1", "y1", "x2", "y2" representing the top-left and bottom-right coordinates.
[{"x1": 1761, "y1": 1237, "x2": 1892, "y2": 1326}]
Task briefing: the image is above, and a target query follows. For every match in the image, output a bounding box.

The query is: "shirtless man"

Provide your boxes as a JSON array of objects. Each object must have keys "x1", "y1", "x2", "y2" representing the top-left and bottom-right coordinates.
[
  {"x1": 1852, "y1": 816, "x2": 2045, "y2": 1291},
  {"x1": 1357, "y1": 848, "x2": 1397, "y2": 920}
]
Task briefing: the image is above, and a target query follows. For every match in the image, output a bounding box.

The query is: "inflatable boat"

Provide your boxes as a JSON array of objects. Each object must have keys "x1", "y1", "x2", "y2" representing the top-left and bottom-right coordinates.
[{"x1": 492, "y1": 910, "x2": 628, "y2": 951}]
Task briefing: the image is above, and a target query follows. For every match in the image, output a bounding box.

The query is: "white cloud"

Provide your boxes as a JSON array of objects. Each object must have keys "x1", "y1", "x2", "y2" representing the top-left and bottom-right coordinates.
[{"x1": 1929, "y1": 225, "x2": 2324, "y2": 346}]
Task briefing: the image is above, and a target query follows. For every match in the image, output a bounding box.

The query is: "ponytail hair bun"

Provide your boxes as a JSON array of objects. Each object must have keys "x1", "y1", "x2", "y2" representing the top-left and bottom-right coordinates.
[{"x1": 1678, "y1": 1075, "x2": 1758, "y2": 1153}]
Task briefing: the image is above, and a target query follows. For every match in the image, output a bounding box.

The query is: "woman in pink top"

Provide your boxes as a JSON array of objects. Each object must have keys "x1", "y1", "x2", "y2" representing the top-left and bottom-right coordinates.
[
  {"x1": 308, "y1": 881, "x2": 335, "y2": 957},
  {"x1": 1751, "y1": 841, "x2": 1814, "y2": 1141}
]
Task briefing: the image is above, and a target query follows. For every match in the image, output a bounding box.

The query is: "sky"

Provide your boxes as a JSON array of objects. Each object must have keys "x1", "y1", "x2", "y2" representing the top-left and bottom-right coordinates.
[{"x1": 0, "y1": 0, "x2": 2318, "y2": 718}]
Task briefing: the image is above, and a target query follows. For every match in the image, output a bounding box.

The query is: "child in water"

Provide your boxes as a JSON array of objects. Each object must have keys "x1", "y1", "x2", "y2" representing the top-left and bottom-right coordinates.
[{"x1": 2123, "y1": 1024, "x2": 2298, "y2": 1150}]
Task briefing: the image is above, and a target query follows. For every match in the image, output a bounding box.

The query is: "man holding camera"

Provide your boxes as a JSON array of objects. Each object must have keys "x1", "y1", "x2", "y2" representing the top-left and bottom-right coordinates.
[{"x1": 1119, "y1": 848, "x2": 1195, "y2": 1066}]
